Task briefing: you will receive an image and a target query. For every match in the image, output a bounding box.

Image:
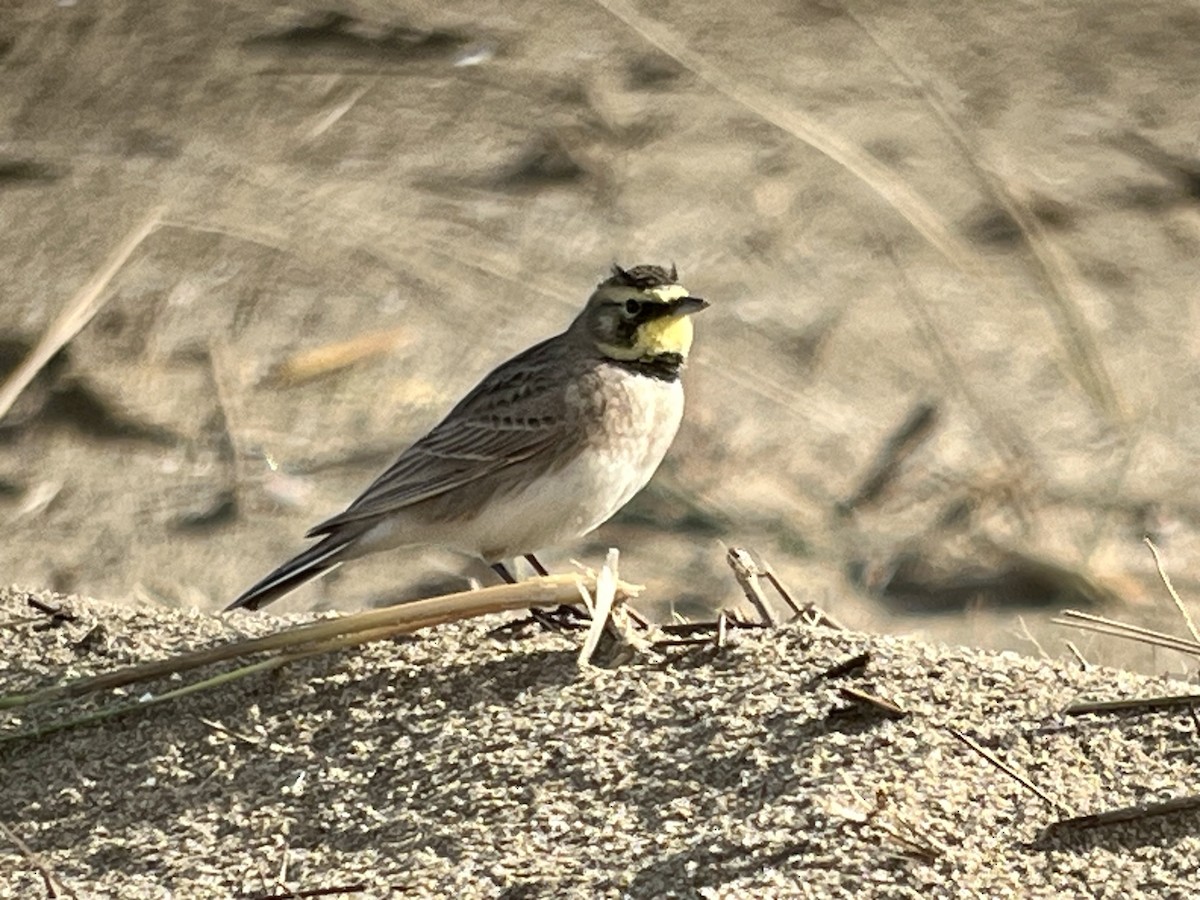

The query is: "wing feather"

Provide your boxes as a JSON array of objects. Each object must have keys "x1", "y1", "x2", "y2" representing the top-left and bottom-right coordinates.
[{"x1": 306, "y1": 336, "x2": 583, "y2": 536}]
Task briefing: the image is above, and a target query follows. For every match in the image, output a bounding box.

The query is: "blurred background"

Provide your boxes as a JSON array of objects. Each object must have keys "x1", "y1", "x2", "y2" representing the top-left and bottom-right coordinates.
[{"x1": 3, "y1": 0, "x2": 1200, "y2": 671}]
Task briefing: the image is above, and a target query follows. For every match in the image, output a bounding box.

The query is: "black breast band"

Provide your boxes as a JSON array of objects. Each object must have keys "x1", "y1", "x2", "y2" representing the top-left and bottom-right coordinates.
[{"x1": 608, "y1": 352, "x2": 684, "y2": 382}]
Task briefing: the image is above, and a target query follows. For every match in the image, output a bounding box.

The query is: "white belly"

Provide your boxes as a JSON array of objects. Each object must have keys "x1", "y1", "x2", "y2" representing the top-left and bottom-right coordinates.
[
  {"x1": 355, "y1": 374, "x2": 685, "y2": 562},
  {"x1": 460, "y1": 379, "x2": 684, "y2": 560},
  {"x1": 441, "y1": 374, "x2": 686, "y2": 561}
]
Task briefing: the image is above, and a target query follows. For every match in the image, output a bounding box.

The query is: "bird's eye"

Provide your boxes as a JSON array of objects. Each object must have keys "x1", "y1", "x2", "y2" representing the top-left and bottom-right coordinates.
[{"x1": 623, "y1": 299, "x2": 642, "y2": 316}]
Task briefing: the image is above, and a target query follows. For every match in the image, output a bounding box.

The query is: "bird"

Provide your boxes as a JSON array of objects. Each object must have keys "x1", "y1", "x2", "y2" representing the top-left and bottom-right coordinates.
[{"x1": 225, "y1": 263, "x2": 708, "y2": 612}]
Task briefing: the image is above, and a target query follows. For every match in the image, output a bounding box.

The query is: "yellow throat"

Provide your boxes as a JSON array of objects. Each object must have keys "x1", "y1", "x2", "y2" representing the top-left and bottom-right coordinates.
[{"x1": 632, "y1": 284, "x2": 695, "y2": 358}]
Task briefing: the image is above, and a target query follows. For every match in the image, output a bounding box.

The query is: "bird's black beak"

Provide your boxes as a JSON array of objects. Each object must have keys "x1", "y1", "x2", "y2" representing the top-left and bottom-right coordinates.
[{"x1": 670, "y1": 296, "x2": 709, "y2": 316}]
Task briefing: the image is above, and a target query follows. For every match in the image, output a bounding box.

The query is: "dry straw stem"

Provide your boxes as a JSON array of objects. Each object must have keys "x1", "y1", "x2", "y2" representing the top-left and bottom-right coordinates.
[
  {"x1": 307, "y1": 82, "x2": 372, "y2": 140},
  {"x1": 948, "y1": 726, "x2": 1074, "y2": 817},
  {"x1": 1043, "y1": 794, "x2": 1200, "y2": 837},
  {"x1": 591, "y1": 0, "x2": 980, "y2": 274},
  {"x1": 4, "y1": 652, "x2": 298, "y2": 744},
  {"x1": 724, "y1": 546, "x2": 844, "y2": 629},
  {"x1": 245, "y1": 881, "x2": 372, "y2": 900},
  {"x1": 882, "y1": 240, "x2": 1033, "y2": 477},
  {"x1": 0, "y1": 206, "x2": 165, "y2": 423},
  {"x1": 577, "y1": 548, "x2": 621, "y2": 666},
  {"x1": 1064, "y1": 693, "x2": 1200, "y2": 717},
  {"x1": 1063, "y1": 640, "x2": 1090, "y2": 670},
  {"x1": 1053, "y1": 609, "x2": 1200, "y2": 658},
  {"x1": 815, "y1": 651, "x2": 871, "y2": 681},
  {"x1": 0, "y1": 574, "x2": 631, "y2": 714},
  {"x1": 725, "y1": 547, "x2": 777, "y2": 626},
  {"x1": 0, "y1": 820, "x2": 77, "y2": 899},
  {"x1": 989, "y1": 177, "x2": 1124, "y2": 422},
  {"x1": 264, "y1": 326, "x2": 411, "y2": 387},
  {"x1": 1, "y1": 622, "x2": 447, "y2": 744},
  {"x1": 837, "y1": 0, "x2": 1123, "y2": 424},
  {"x1": 1143, "y1": 536, "x2": 1200, "y2": 645},
  {"x1": 158, "y1": 215, "x2": 297, "y2": 257},
  {"x1": 838, "y1": 686, "x2": 906, "y2": 720},
  {"x1": 831, "y1": 784, "x2": 945, "y2": 861},
  {"x1": 1015, "y1": 614, "x2": 1051, "y2": 661}
]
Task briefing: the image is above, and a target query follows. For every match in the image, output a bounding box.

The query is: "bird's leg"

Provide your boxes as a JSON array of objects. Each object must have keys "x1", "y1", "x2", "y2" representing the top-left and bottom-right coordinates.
[
  {"x1": 491, "y1": 562, "x2": 518, "y2": 584},
  {"x1": 524, "y1": 553, "x2": 592, "y2": 627},
  {"x1": 488, "y1": 560, "x2": 563, "y2": 633},
  {"x1": 523, "y1": 554, "x2": 551, "y2": 577},
  {"x1": 489, "y1": 557, "x2": 588, "y2": 632}
]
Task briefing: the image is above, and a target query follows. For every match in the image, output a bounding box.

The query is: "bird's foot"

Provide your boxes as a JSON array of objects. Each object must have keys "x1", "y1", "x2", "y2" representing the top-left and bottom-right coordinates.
[{"x1": 488, "y1": 557, "x2": 588, "y2": 633}]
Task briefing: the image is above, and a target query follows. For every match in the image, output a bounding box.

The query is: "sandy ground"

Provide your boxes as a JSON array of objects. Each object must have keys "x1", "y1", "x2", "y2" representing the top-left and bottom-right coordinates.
[
  {"x1": 2, "y1": 585, "x2": 1199, "y2": 898},
  {"x1": 3, "y1": 3, "x2": 1200, "y2": 892},
  {"x1": 3, "y1": 0, "x2": 1200, "y2": 666}
]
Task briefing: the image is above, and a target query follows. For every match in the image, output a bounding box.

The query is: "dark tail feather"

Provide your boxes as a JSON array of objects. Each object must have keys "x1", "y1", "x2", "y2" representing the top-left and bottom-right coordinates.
[{"x1": 225, "y1": 532, "x2": 358, "y2": 612}]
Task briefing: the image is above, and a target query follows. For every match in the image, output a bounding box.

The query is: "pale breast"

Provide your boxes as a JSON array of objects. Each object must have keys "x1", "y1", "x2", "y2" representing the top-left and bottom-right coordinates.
[
  {"x1": 456, "y1": 368, "x2": 685, "y2": 560},
  {"x1": 359, "y1": 364, "x2": 687, "y2": 562}
]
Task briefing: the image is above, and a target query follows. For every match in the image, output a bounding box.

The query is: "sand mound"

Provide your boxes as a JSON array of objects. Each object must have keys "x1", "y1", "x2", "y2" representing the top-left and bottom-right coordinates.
[{"x1": 1, "y1": 585, "x2": 1198, "y2": 898}]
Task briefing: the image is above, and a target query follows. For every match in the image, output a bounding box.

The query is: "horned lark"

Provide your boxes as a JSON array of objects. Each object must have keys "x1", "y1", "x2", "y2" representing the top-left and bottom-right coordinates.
[{"x1": 226, "y1": 263, "x2": 707, "y2": 612}]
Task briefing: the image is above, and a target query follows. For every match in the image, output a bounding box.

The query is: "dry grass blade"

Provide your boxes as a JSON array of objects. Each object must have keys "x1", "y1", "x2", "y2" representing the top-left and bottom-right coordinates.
[
  {"x1": 12, "y1": 480, "x2": 64, "y2": 522},
  {"x1": 0, "y1": 207, "x2": 164, "y2": 423},
  {"x1": 837, "y1": 1, "x2": 1123, "y2": 424},
  {"x1": 882, "y1": 240, "x2": 1032, "y2": 474},
  {"x1": 579, "y1": 548, "x2": 620, "y2": 667},
  {"x1": 816, "y1": 651, "x2": 871, "y2": 681},
  {"x1": 0, "y1": 574, "x2": 626, "y2": 713},
  {"x1": 838, "y1": 401, "x2": 939, "y2": 513},
  {"x1": 1064, "y1": 641, "x2": 1090, "y2": 670},
  {"x1": 1043, "y1": 794, "x2": 1200, "y2": 836},
  {"x1": 264, "y1": 326, "x2": 410, "y2": 387},
  {"x1": 830, "y1": 784, "x2": 945, "y2": 861},
  {"x1": 1053, "y1": 609, "x2": 1200, "y2": 658},
  {"x1": 838, "y1": 686, "x2": 906, "y2": 719},
  {"x1": 948, "y1": 727, "x2": 1073, "y2": 816},
  {"x1": 26, "y1": 596, "x2": 77, "y2": 623},
  {"x1": 1063, "y1": 694, "x2": 1200, "y2": 716},
  {"x1": 242, "y1": 882, "x2": 371, "y2": 900},
  {"x1": 989, "y1": 178, "x2": 1123, "y2": 422},
  {"x1": 307, "y1": 83, "x2": 372, "y2": 141},
  {"x1": 1144, "y1": 537, "x2": 1200, "y2": 644},
  {"x1": 725, "y1": 547, "x2": 775, "y2": 626},
  {"x1": 867, "y1": 804, "x2": 947, "y2": 862},
  {"x1": 590, "y1": 0, "x2": 980, "y2": 273},
  {"x1": 158, "y1": 216, "x2": 295, "y2": 257},
  {"x1": 759, "y1": 565, "x2": 807, "y2": 621},
  {"x1": 1016, "y1": 615, "x2": 1051, "y2": 661},
  {"x1": 0, "y1": 621, "x2": 445, "y2": 744},
  {"x1": 725, "y1": 547, "x2": 845, "y2": 629},
  {"x1": 3, "y1": 654, "x2": 295, "y2": 744},
  {"x1": 0, "y1": 821, "x2": 77, "y2": 898}
]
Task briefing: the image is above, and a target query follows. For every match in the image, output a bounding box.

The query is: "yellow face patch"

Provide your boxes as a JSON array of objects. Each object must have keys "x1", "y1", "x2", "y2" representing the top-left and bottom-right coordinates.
[
  {"x1": 635, "y1": 312, "x2": 694, "y2": 357},
  {"x1": 634, "y1": 284, "x2": 693, "y2": 356},
  {"x1": 589, "y1": 282, "x2": 703, "y2": 362}
]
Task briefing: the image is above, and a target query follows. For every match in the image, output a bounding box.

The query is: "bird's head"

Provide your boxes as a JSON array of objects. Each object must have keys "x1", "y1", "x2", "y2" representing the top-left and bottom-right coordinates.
[{"x1": 575, "y1": 263, "x2": 708, "y2": 363}]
